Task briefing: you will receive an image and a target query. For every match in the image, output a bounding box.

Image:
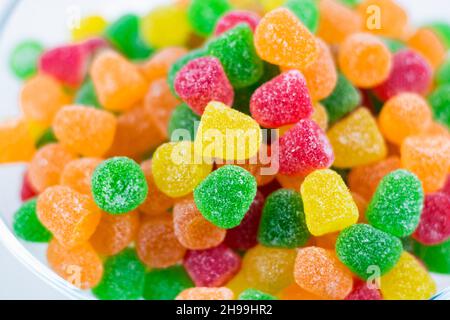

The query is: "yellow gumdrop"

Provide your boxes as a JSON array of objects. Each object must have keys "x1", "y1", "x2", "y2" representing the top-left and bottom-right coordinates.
[
  {"x1": 141, "y1": 5, "x2": 191, "y2": 49},
  {"x1": 312, "y1": 102, "x2": 328, "y2": 131},
  {"x1": 0, "y1": 118, "x2": 36, "y2": 163},
  {"x1": 301, "y1": 169, "x2": 359, "y2": 236},
  {"x1": 260, "y1": 0, "x2": 285, "y2": 12},
  {"x1": 71, "y1": 15, "x2": 108, "y2": 42},
  {"x1": 381, "y1": 252, "x2": 436, "y2": 300},
  {"x1": 152, "y1": 141, "x2": 212, "y2": 198},
  {"x1": 194, "y1": 101, "x2": 262, "y2": 161},
  {"x1": 327, "y1": 108, "x2": 387, "y2": 168}
]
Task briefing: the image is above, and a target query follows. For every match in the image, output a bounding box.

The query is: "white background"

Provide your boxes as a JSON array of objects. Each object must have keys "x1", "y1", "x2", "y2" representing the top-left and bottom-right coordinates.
[{"x1": 0, "y1": 0, "x2": 448, "y2": 299}]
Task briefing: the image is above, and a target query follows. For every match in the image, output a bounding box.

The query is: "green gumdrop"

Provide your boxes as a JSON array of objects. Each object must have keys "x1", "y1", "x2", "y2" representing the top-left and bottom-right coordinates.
[
  {"x1": 284, "y1": 0, "x2": 319, "y2": 34},
  {"x1": 258, "y1": 189, "x2": 310, "y2": 248},
  {"x1": 13, "y1": 198, "x2": 52, "y2": 243},
  {"x1": 91, "y1": 157, "x2": 148, "y2": 214},
  {"x1": 336, "y1": 224, "x2": 403, "y2": 280},
  {"x1": 436, "y1": 58, "x2": 450, "y2": 85},
  {"x1": 93, "y1": 249, "x2": 146, "y2": 300},
  {"x1": 238, "y1": 288, "x2": 278, "y2": 300},
  {"x1": 188, "y1": 0, "x2": 232, "y2": 37},
  {"x1": 168, "y1": 103, "x2": 201, "y2": 142},
  {"x1": 338, "y1": 0, "x2": 361, "y2": 7},
  {"x1": 413, "y1": 239, "x2": 450, "y2": 274},
  {"x1": 366, "y1": 170, "x2": 424, "y2": 238},
  {"x1": 75, "y1": 79, "x2": 102, "y2": 109},
  {"x1": 382, "y1": 37, "x2": 406, "y2": 53},
  {"x1": 36, "y1": 128, "x2": 57, "y2": 148},
  {"x1": 365, "y1": 90, "x2": 384, "y2": 114},
  {"x1": 428, "y1": 84, "x2": 450, "y2": 129},
  {"x1": 207, "y1": 24, "x2": 263, "y2": 88},
  {"x1": 105, "y1": 14, "x2": 154, "y2": 60},
  {"x1": 427, "y1": 22, "x2": 450, "y2": 49},
  {"x1": 143, "y1": 266, "x2": 194, "y2": 300},
  {"x1": 194, "y1": 165, "x2": 257, "y2": 229},
  {"x1": 321, "y1": 73, "x2": 361, "y2": 123},
  {"x1": 9, "y1": 40, "x2": 44, "y2": 79}
]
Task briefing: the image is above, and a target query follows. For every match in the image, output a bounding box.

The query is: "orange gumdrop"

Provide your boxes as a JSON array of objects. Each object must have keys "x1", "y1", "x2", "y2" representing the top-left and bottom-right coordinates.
[
  {"x1": 60, "y1": 158, "x2": 102, "y2": 195},
  {"x1": 254, "y1": 8, "x2": 318, "y2": 70},
  {"x1": 144, "y1": 78, "x2": 180, "y2": 139},
  {"x1": 278, "y1": 283, "x2": 325, "y2": 300},
  {"x1": 90, "y1": 50, "x2": 147, "y2": 112},
  {"x1": 407, "y1": 28, "x2": 447, "y2": 70},
  {"x1": 294, "y1": 247, "x2": 353, "y2": 300},
  {"x1": 90, "y1": 211, "x2": 140, "y2": 256},
  {"x1": 317, "y1": 0, "x2": 362, "y2": 45},
  {"x1": 28, "y1": 143, "x2": 77, "y2": 192},
  {"x1": 139, "y1": 159, "x2": 174, "y2": 215},
  {"x1": 140, "y1": 47, "x2": 188, "y2": 83},
  {"x1": 0, "y1": 118, "x2": 35, "y2": 163},
  {"x1": 401, "y1": 134, "x2": 450, "y2": 193},
  {"x1": 426, "y1": 122, "x2": 450, "y2": 137},
  {"x1": 348, "y1": 156, "x2": 402, "y2": 201},
  {"x1": 53, "y1": 105, "x2": 117, "y2": 157},
  {"x1": 137, "y1": 215, "x2": 186, "y2": 268},
  {"x1": 20, "y1": 74, "x2": 71, "y2": 127},
  {"x1": 173, "y1": 198, "x2": 226, "y2": 250},
  {"x1": 37, "y1": 185, "x2": 101, "y2": 248},
  {"x1": 339, "y1": 33, "x2": 392, "y2": 88},
  {"x1": 47, "y1": 239, "x2": 103, "y2": 289},
  {"x1": 379, "y1": 93, "x2": 433, "y2": 145},
  {"x1": 176, "y1": 287, "x2": 234, "y2": 300}
]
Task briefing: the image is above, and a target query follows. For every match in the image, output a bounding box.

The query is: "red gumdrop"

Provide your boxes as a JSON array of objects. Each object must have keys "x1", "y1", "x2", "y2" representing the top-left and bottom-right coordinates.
[
  {"x1": 224, "y1": 191, "x2": 265, "y2": 250},
  {"x1": 345, "y1": 279, "x2": 382, "y2": 300},
  {"x1": 413, "y1": 192, "x2": 450, "y2": 245},
  {"x1": 278, "y1": 119, "x2": 334, "y2": 176},
  {"x1": 174, "y1": 57, "x2": 234, "y2": 115},
  {"x1": 183, "y1": 244, "x2": 241, "y2": 287},
  {"x1": 81, "y1": 37, "x2": 109, "y2": 54},
  {"x1": 374, "y1": 49, "x2": 432, "y2": 101},
  {"x1": 214, "y1": 10, "x2": 261, "y2": 36},
  {"x1": 250, "y1": 70, "x2": 313, "y2": 128},
  {"x1": 21, "y1": 171, "x2": 37, "y2": 202},
  {"x1": 442, "y1": 175, "x2": 450, "y2": 196}
]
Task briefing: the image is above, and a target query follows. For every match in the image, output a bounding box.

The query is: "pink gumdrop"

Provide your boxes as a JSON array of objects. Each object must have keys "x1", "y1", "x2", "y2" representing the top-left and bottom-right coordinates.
[
  {"x1": 174, "y1": 57, "x2": 234, "y2": 115},
  {"x1": 21, "y1": 171, "x2": 37, "y2": 202},
  {"x1": 441, "y1": 175, "x2": 450, "y2": 196},
  {"x1": 183, "y1": 244, "x2": 241, "y2": 287},
  {"x1": 214, "y1": 10, "x2": 261, "y2": 36},
  {"x1": 413, "y1": 193, "x2": 450, "y2": 245},
  {"x1": 374, "y1": 49, "x2": 432, "y2": 101},
  {"x1": 250, "y1": 70, "x2": 313, "y2": 128},
  {"x1": 278, "y1": 119, "x2": 334, "y2": 176},
  {"x1": 224, "y1": 191, "x2": 264, "y2": 250},
  {"x1": 345, "y1": 279, "x2": 382, "y2": 300}
]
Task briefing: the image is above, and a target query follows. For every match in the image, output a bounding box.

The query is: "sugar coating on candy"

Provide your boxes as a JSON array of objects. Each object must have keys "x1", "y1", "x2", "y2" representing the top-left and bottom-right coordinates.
[
  {"x1": 225, "y1": 191, "x2": 264, "y2": 250},
  {"x1": 413, "y1": 193, "x2": 450, "y2": 245},
  {"x1": 250, "y1": 70, "x2": 313, "y2": 128},
  {"x1": 93, "y1": 249, "x2": 146, "y2": 300},
  {"x1": 143, "y1": 266, "x2": 194, "y2": 300},
  {"x1": 294, "y1": 247, "x2": 353, "y2": 300},
  {"x1": 380, "y1": 252, "x2": 436, "y2": 300},
  {"x1": 335, "y1": 224, "x2": 403, "y2": 279},
  {"x1": 278, "y1": 119, "x2": 334, "y2": 176},
  {"x1": 13, "y1": 198, "x2": 51, "y2": 243},
  {"x1": 258, "y1": 189, "x2": 310, "y2": 248},
  {"x1": 374, "y1": 49, "x2": 432, "y2": 101},
  {"x1": 214, "y1": 10, "x2": 261, "y2": 36},
  {"x1": 91, "y1": 157, "x2": 148, "y2": 214},
  {"x1": 141, "y1": 47, "x2": 188, "y2": 83},
  {"x1": 301, "y1": 169, "x2": 359, "y2": 236},
  {"x1": 0, "y1": 118, "x2": 36, "y2": 164},
  {"x1": 238, "y1": 289, "x2": 277, "y2": 300},
  {"x1": 168, "y1": 103, "x2": 201, "y2": 142},
  {"x1": 20, "y1": 171, "x2": 37, "y2": 202},
  {"x1": 321, "y1": 73, "x2": 360, "y2": 124},
  {"x1": 60, "y1": 158, "x2": 102, "y2": 195},
  {"x1": 345, "y1": 279, "x2": 382, "y2": 300},
  {"x1": 194, "y1": 101, "x2": 262, "y2": 161},
  {"x1": 428, "y1": 85, "x2": 450, "y2": 129},
  {"x1": 327, "y1": 108, "x2": 387, "y2": 168},
  {"x1": 187, "y1": 0, "x2": 232, "y2": 36},
  {"x1": 173, "y1": 198, "x2": 226, "y2": 250},
  {"x1": 194, "y1": 165, "x2": 257, "y2": 229},
  {"x1": 413, "y1": 239, "x2": 450, "y2": 274},
  {"x1": 47, "y1": 239, "x2": 103, "y2": 290},
  {"x1": 175, "y1": 57, "x2": 234, "y2": 115},
  {"x1": 407, "y1": 28, "x2": 446, "y2": 70},
  {"x1": 9, "y1": 40, "x2": 44, "y2": 79},
  {"x1": 184, "y1": 244, "x2": 241, "y2": 287},
  {"x1": 207, "y1": 24, "x2": 263, "y2": 88},
  {"x1": 137, "y1": 215, "x2": 186, "y2": 268},
  {"x1": 284, "y1": 0, "x2": 319, "y2": 34},
  {"x1": 254, "y1": 8, "x2": 318, "y2": 70},
  {"x1": 176, "y1": 287, "x2": 234, "y2": 300},
  {"x1": 152, "y1": 141, "x2": 212, "y2": 198},
  {"x1": 75, "y1": 79, "x2": 102, "y2": 109},
  {"x1": 379, "y1": 93, "x2": 433, "y2": 145}
]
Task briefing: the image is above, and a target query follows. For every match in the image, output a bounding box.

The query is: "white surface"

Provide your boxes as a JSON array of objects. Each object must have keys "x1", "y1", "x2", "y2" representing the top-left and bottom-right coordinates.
[{"x1": 0, "y1": 0, "x2": 449, "y2": 300}]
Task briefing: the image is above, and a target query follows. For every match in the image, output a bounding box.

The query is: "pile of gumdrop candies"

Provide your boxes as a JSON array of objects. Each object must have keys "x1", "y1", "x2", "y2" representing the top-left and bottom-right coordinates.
[{"x1": 2, "y1": 0, "x2": 450, "y2": 300}]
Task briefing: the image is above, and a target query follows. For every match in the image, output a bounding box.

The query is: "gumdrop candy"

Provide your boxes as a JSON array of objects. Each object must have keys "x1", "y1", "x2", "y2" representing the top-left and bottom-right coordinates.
[
  {"x1": 60, "y1": 158, "x2": 102, "y2": 195},
  {"x1": 428, "y1": 85, "x2": 450, "y2": 129},
  {"x1": 21, "y1": 171, "x2": 37, "y2": 202},
  {"x1": 278, "y1": 284, "x2": 324, "y2": 300},
  {"x1": 187, "y1": 0, "x2": 232, "y2": 37},
  {"x1": 0, "y1": 118, "x2": 36, "y2": 163},
  {"x1": 214, "y1": 10, "x2": 261, "y2": 36},
  {"x1": 143, "y1": 266, "x2": 194, "y2": 300},
  {"x1": 75, "y1": 79, "x2": 102, "y2": 109},
  {"x1": 436, "y1": 58, "x2": 450, "y2": 86},
  {"x1": 168, "y1": 103, "x2": 201, "y2": 142},
  {"x1": 176, "y1": 287, "x2": 234, "y2": 300},
  {"x1": 238, "y1": 289, "x2": 277, "y2": 300},
  {"x1": 13, "y1": 198, "x2": 51, "y2": 243},
  {"x1": 407, "y1": 27, "x2": 446, "y2": 70},
  {"x1": 141, "y1": 47, "x2": 188, "y2": 84},
  {"x1": 9, "y1": 40, "x2": 44, "y2": 79},
  {"x1": 345, "y1": 279, "x2": 382, "y2": 300},
  {"x1": 413, "y1": 239, "x2": 450, "y2": 274},
  {"x1": 71, "y1": 15, "x2": 108, "y2": 41},
  {"x1": 284, "y1": 0, "x2": 319, "y2": 34}
]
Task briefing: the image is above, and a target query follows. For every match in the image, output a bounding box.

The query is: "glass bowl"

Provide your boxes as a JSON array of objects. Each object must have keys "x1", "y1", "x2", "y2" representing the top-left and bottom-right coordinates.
[{"x1": 0, "y1": 0, "x2": 449, "y2": 300}]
